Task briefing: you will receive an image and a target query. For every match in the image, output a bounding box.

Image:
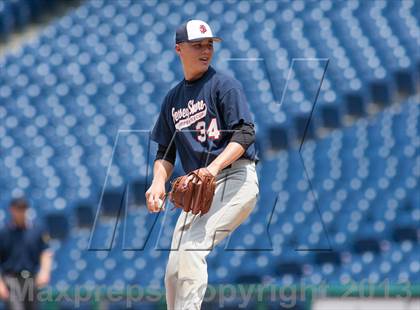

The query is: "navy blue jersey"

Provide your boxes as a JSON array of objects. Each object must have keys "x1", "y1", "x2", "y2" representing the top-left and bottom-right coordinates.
[
  {"x1": 0, "y1": 223, "x2": 49, "y2": 275},
  {"x1": 151, "y1": 66, "x2": 257, "y2": 173}
]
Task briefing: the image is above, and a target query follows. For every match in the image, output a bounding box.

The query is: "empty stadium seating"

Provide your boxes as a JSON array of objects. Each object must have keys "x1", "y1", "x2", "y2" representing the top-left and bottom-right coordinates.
[{"x1": 0, "y1": 0, "x2": 76, "y2": 42}]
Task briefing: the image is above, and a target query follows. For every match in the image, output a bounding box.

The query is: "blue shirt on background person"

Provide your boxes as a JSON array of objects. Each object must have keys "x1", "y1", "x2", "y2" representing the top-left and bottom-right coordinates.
[{"x1": 0, "y1": 222, "x2": 49, "y2": 276}]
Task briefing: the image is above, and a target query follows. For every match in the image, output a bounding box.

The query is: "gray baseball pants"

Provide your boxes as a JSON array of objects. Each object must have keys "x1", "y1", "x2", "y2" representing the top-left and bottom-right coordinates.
[{"x1": 165, "y1": 159, "x2": 259, "y2": 310}]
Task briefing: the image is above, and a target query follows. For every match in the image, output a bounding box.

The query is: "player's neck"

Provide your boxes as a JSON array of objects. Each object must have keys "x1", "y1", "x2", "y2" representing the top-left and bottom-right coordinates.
[
  {"x1": 12, "y1": 219, "x2": 27, "y2": 229},
  {"x1": 184, "y1": 67, "x2": 210, "y2": 82}
]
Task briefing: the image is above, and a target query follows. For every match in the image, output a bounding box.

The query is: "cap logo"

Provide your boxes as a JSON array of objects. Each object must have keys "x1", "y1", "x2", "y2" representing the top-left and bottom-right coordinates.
[{"x1": 199, "y1": 24, "x2": 207, "y2": 34}]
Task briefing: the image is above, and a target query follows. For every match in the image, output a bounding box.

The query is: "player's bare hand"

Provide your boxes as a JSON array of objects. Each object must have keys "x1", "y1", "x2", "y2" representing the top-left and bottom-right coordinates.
[
  {"x1": 0, "y1": 279, "x2": 9, "y2": 300},
  {"x1": 35, "y1": 271, "x2": 50, "y2": 288},
  {"x1": 145, "y1": 182, "x2": 166, "y2": 213}
]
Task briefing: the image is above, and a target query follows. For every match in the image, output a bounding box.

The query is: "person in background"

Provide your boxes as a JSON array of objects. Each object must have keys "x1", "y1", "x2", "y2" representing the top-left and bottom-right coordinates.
[{"x1": 0, "y1": 197, "x2": 53, "y2": 310}]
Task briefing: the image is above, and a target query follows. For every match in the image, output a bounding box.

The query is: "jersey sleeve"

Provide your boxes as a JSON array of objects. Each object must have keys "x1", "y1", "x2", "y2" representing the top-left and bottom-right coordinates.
[
  {"x1": 218, "y1": 79, "x2": 254, "y2": 129},
  {"x1": 38, "y1": 225, "x2": 50, "y2": 252},
  {"x1": 150, "y1": 96, "x2": 174, "y2": 147}
]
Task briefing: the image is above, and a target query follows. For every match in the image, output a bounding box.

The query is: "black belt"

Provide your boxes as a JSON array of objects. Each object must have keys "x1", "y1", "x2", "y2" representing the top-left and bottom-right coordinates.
[
  {"x1": 222, "y1": 158, "x2": 258, "y2": 172},
  {"x1": 4, "y1": 270, "x2": 33, "y2": 278}
]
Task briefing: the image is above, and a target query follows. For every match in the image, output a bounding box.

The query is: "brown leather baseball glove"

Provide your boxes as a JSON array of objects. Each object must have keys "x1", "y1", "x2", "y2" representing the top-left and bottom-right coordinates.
[{"x1": 169, "y1": 168, "x2": 216, "y2": 215}]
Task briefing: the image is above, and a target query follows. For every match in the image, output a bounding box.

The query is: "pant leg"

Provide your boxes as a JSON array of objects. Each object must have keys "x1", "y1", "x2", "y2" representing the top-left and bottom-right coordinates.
[
  {"x1": 4, "y1": 276, "x2": 24, "y2": 310},
  {"x1": 3, "y1": 276, "x2": 38, "y2": 310},
  {"x1": 164, "y1": 250, "x2": 178, "y2": 310},
  {"x1": 165, "y1": 210, "x2": 192, "y2": 310},
  {"x1": 166, "y1": 161, "x2": 259, "y2": 310},
  {"x1": 22, "y1": 277, "x2": 38, "y2": 310}
]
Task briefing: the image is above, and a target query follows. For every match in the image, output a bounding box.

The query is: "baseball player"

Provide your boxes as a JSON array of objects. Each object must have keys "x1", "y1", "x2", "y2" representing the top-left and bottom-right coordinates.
[
  {"x1": 0, "y1": 198, "x2": 53, "y2": 310},
  {"x1": 146, "y1": 20, "x2": 259, "y2": 309}
]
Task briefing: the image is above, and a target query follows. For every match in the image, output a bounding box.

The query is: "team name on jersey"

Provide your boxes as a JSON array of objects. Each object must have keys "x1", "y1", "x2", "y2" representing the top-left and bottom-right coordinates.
[{"x1": 172, "y1": 100, "x2": 208, "y2": 130}]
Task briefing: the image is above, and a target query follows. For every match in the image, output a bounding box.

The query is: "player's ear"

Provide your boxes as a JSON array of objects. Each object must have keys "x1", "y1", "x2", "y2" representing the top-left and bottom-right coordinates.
[{"x1": 175, "y1": 44, "x2": 181, "y2": 55}]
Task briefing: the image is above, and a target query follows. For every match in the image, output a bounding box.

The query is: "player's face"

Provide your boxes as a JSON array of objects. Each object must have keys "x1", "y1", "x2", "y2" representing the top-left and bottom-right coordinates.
[
  {"x1": 176, "y1": 39, "x2": 214, "y2": 80},
  {"x1": 10, "y1": 207, "x2": 27, "y2": 227}
]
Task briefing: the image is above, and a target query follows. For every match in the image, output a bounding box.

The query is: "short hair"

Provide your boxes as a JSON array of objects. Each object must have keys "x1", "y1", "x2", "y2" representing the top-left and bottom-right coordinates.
[{"x1": 10, "y1": 197, "x2": 29, "y2": 209}]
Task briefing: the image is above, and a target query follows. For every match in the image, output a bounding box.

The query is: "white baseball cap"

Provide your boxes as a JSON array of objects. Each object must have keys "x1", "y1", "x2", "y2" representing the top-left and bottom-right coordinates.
[{"x1": 175, "y1": 20, "x2": 222, "y2": 44}]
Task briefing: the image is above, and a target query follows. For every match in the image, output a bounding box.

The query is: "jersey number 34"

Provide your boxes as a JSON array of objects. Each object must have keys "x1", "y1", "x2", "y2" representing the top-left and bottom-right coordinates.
[{"x1": 196, "y1": 118, "x2": 220, "y2": 142}]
